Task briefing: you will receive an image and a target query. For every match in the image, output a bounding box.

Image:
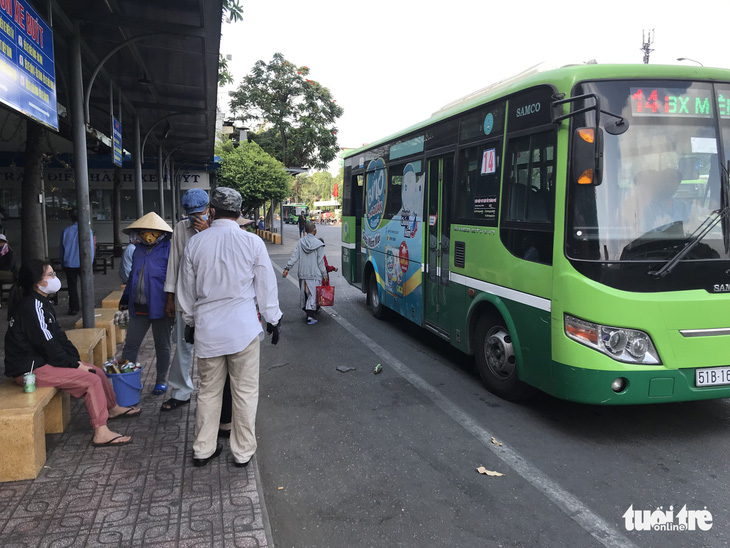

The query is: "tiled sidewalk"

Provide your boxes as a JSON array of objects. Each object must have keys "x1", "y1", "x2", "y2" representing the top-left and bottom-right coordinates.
[{"x1": 0, "y1": 272, "x2": 272, "y2": 547}]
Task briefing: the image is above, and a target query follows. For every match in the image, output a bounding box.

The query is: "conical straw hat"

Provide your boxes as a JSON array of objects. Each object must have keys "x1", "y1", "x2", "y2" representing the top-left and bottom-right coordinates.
[{"x1": 123, "y1": 212, "x2": 173, "y2": 234}]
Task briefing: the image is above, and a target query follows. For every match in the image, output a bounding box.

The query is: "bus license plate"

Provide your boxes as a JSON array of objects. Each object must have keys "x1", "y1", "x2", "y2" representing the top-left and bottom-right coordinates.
[{"x1": 695, "y1": 366, "x2": 730, "y2": 387}]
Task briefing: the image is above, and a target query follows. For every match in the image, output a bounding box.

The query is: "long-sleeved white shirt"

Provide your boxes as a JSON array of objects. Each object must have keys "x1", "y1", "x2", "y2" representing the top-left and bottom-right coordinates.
[
  {"x1": 164, "y1": 218, "x2": 197, "y2": 305},
  {"x1": 177, "y1": 218, "x2": 282, "y2": 359}
]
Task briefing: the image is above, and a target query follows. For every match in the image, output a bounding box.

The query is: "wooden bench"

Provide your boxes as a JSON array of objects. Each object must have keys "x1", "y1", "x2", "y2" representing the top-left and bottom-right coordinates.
[
  {"x1": 74, "y1": 308, "x2": 124, "y2": 356},
  {"x1": 93, "y1": 253, "x2": 114, "y2": 275},
  {"x1": 101, "y1": 290, "x2": 124, "y2": 309},
  {"x1": 66, "y1": 328, "x2": 108, "y2": 367},
  {"x1": 0, "y1": 379, "x2": 71, "y2": 482},
  {"x1": 0, "y1": 281, "x2": 13, "y2": 305}
]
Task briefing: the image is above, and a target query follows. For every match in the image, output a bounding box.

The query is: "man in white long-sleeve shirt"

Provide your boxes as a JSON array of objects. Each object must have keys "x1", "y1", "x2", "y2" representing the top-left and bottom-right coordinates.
[{"x1": 178, "y1": 187, "x2": 282, "y2": 468}]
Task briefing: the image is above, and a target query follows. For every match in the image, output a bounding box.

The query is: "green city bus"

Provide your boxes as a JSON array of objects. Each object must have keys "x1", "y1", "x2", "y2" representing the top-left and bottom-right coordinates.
[
  {"x1": 283, "y1": 203, "x2": 309, "y2": 224},
  {"x1": 341, "y1": 63, "x2": 730, "y2": 405}
]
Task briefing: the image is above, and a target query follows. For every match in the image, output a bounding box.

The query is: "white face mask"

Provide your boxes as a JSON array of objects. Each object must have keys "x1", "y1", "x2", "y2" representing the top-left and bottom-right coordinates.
[{"x1": 38, "y1": 276, "x2": 62, "y2": 295}]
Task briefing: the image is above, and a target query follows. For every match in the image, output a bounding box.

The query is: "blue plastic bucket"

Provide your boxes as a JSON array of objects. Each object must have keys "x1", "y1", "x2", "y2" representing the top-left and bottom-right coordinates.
[{"x1": 105, "y1": 368, "x2": 143, "y2": 406}]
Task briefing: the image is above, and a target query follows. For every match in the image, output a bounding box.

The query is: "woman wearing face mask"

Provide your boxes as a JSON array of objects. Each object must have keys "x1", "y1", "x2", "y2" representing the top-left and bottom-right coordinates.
[
  {"x1": 4, "y1": 259, "x2": 140, "y2": 446},
  {"x1": 118, "y1": 212, "x2": 174, "y2": 395}
]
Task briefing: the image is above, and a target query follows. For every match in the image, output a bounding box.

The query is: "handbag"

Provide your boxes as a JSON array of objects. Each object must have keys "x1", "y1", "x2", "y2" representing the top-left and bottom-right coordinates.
[{"x1": 316, "y1": 276, "x2": 335, "y2": 306}]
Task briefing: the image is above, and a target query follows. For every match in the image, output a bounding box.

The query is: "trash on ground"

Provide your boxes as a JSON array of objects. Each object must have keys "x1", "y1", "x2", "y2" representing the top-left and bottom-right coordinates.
[
  {"x1": 476, "y1": 466, "x2": 504, "y2": 477},
  {"x1": 373, "y1": 363, "x2": 383, "y2": 374},
  {"x1": 490, "y1": 437, "x2": 503, "y2": 446},
  {"x1": 277, "y1": 486, "x2": 284, "y2": 490},
  {"x1": 336, "y1": 366, "x2": 356, "y2": 373}
]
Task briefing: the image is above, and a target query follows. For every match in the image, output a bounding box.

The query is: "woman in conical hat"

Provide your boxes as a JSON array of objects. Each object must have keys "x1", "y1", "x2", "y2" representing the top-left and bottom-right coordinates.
[{"x1": 119, "y1": 212, "x2": 174, "y2": 395}]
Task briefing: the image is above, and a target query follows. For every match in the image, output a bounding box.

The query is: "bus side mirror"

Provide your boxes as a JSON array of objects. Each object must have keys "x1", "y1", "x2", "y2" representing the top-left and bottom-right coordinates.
[{"x1": 571, "y1": 127, "x2": 603, "y2": 186}]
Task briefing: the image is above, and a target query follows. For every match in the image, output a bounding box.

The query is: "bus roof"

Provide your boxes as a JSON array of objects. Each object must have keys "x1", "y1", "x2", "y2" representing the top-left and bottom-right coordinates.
[{"x1": 343, "y1": 63, "x2": 730, "y2": 159}]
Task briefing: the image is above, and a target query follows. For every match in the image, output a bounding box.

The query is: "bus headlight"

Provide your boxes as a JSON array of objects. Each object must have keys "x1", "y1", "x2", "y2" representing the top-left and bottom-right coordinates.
[{"x1": 564, "y1": 314, "x2": 661, "y2": 365}]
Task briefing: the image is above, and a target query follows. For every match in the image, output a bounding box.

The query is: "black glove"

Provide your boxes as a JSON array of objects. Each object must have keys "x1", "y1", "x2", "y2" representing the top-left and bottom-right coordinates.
[
  {"x1": 266, "y1": 320, "x2": 280, "y2": 345},
  {"x1": 184, "y1": 325, "x2": 195, "y2": 344}
]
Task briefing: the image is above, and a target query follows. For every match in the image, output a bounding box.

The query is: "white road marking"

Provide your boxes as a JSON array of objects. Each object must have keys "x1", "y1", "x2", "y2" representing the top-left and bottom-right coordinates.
[{"x1": 277, "y1": 264, "x2": 637, "y2": 548}]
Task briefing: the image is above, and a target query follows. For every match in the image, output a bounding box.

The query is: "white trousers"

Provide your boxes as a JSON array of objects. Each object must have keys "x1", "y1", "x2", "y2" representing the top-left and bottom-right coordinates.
[
  {"x1": 193, "y1": 337, "x2": 260, "y2": 463},
  {"x1": 168, "y1": 311, "x2": 194, "y2": 401}
]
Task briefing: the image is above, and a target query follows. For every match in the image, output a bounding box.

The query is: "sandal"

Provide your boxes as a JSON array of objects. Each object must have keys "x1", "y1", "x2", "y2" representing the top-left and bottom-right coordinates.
[
  {"x1": 93, "y1": 434, "x2": 132, "y2": 447},
  {"x1": 152, "y1": 383, "x2": 167, "y2": 395},
  {"x1": 161, "y1": 398, "x2": 189, "y2": 411},
  {"x1": 110, "y1": 407, "x2": 141, "y2": 420}
]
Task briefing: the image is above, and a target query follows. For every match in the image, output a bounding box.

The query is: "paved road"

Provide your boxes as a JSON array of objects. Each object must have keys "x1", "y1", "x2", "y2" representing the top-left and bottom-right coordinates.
[{"x1": 257, "y1": 223, "x2": 730, "y2": 548}]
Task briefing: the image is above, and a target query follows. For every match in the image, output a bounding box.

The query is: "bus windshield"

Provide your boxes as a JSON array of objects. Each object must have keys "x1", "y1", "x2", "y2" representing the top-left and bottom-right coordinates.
[{"x1": 567, "y1": 80, "x2": 730, "y2": 265}]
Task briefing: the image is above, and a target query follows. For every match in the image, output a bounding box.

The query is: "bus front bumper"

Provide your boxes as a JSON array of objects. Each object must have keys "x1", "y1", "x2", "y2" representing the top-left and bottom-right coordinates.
[{"x1": 548, "y1": 361, "x2": 730, "y2": 405}]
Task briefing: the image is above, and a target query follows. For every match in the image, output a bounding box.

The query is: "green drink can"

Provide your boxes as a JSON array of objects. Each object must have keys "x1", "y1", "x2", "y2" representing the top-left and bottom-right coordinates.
[{"x1": 23, "y1": 372, "x2": 36, "y2": 393}]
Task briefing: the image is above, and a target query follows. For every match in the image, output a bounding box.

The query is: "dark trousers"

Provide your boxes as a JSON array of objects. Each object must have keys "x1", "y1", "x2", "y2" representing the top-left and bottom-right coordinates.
[{"x1": 65, "y1": 267, "x2": 80, "y2": 312}]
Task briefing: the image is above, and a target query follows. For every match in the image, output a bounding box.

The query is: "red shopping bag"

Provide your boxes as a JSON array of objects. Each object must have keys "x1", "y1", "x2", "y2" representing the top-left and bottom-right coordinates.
[{"x1": 316, "y1": 277, "x2": 335, "y2": 306}]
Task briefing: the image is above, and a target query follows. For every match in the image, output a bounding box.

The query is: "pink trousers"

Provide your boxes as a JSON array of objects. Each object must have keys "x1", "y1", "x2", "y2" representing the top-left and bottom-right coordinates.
[{"x1": 15, "y1": 364, "x2": 118, "y2": 429}]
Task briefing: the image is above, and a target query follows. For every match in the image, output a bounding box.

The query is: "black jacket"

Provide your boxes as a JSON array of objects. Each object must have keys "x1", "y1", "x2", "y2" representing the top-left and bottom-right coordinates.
[{"x1": 4, "y1": 292, "x2": 80, "y2": 377}]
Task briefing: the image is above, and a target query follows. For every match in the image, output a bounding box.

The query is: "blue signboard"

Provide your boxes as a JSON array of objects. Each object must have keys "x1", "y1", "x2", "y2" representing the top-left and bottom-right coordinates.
[
  {"x1": 113, "y1": 117, "x2": 122, "y2": 166},
  {"x1": 0, "y1": 0, "x2": 57, "y2": 130}
]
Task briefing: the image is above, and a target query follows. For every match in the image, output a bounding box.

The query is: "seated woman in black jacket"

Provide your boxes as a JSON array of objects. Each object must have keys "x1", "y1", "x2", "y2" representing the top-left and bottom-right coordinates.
[{"x1": 4, "y1": 259, "x2": 139, "y2": 446}]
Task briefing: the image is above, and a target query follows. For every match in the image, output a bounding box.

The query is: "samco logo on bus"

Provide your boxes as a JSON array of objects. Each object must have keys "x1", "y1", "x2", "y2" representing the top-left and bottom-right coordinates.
[
  {"x1": 515, "y1": 102, "x2": 541, "y2": 117},
  {"x1": 366, "y1": 158, "x2": 386, "y2": 230}
]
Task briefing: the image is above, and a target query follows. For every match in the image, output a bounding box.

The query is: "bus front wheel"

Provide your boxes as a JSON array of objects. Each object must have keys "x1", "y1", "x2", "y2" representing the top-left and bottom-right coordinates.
[
  {"x1": 367, "y1": 275, "x2": 385, "y2": 319},
  {"x1": 474, "y1": 314, "x2": 535, "y2": 401}
]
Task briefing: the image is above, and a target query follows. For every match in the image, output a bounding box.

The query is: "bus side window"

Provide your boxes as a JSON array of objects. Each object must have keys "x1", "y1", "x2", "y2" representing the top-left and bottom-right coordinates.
[
  {"x1": 501, "y1": 131, "x2": 556, "y2": 265},
  {"x1": 385, "y1": 164, "x2": 404, "y2": 219}
]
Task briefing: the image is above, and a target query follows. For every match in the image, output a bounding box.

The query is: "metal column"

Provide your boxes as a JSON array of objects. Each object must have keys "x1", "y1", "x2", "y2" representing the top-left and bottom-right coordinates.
[
  {"x1": 70, "y1": 25, "x2": 95, "y2": 328},
  {"x1": 157, "y1": 145, "x2": 165, "y2": 219},
  {"x1": 133, "y1": 115, "x2": 143, "y2": 217}
]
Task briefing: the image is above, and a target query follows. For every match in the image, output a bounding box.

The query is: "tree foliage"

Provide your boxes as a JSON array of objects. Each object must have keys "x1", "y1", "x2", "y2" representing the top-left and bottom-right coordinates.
[
  {"x1": 215, "y1": 139, "x2": 291, "y2": 213},
  {"x1": 290, "y1": 168, "x2": 343, "y2": 209},
  {"x1": 218, "y1": 55, "x2": 234, "y2": 87},
  {"x1": 222, "y1": 0, "x2": 243, "y2": 23},
  {"x1": 218, "y1": 0, "x2": 243, "y2": 87},
  {"x1": 228, "y1": 53, "x2": 344, "y2": 170}
]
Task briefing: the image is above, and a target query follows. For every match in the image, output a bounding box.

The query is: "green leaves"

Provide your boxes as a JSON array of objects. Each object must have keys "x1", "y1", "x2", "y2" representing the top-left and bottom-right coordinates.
[
  {"x1": 228, "y1": 53, "x2": 344, "y2": 170},
  {"x1": 215, "y1": 140, "x2": 291, "y2": 212}
]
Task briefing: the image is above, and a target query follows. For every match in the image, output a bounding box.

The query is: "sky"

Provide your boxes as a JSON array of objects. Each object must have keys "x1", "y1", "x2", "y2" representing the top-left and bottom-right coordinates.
[{"x1": 219, "y1": 0, "x2": 729, "y2": 174}]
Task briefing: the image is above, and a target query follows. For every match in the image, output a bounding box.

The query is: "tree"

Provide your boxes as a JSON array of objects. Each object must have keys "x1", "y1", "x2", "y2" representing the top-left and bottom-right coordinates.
[
  {"x1": 215, "y1": 139, "x2": 291, "y2": 214},
  {"x1": 218, "y1": 0, "x2": 243, "y2": 87},
  {"x1": 229, "y1": 53, "x2": 344, "y2": 170}
]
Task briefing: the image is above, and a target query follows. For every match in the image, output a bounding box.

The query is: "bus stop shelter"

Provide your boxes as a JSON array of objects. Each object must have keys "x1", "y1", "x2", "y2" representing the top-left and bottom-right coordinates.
[{"x1": 1, "y1": 0, "x2": 223, "y2": 327}]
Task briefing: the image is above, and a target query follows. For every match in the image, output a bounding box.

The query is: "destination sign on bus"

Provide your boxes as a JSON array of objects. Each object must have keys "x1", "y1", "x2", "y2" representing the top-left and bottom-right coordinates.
[{"x1": 629, "y1": 87, "x2": 715, "y2": 118}]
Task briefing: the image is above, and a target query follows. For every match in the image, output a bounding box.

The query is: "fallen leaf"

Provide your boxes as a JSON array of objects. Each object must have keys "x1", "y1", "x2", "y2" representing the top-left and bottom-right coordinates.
[
  {"x1": 490, "y1": 437, "x2": 503, "y2": 446},
  {"x1": 476, "y1": 466, "x2": 504, "y2": 476}
]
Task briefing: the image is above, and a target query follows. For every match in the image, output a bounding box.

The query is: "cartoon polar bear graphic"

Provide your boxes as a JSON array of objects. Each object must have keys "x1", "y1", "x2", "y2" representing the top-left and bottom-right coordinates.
[{"x1": 398, "y1": 163, "x2": 424, "y2": 238}]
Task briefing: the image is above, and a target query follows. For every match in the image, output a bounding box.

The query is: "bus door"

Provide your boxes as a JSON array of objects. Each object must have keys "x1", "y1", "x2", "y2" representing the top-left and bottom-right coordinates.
[{"x1": 424, "y1": 154, "x2": 453, "y2": 335}]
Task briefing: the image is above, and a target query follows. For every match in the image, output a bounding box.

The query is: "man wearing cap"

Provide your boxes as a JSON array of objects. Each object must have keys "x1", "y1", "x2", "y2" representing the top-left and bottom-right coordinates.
[
  {"x1": 118, "y1": 212, "x2": 174, "y2": 395},
  {"x1": 178, "y1": 187, "x2": 282, "y2": 468},
  {"x1": 160, "y1": 188, "x2": 211, "y2": 411}
]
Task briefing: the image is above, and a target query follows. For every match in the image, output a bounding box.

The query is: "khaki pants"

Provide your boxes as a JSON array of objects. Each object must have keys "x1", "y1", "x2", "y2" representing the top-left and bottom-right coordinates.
[{"x1": 193, "y1": 337, "x2": 260, "y2": 463}]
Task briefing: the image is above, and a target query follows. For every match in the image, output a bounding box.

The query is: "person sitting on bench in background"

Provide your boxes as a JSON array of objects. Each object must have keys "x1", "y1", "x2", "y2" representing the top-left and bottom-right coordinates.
[
  {"x1": 4, "y1": 259, "x2": 140, "y2": 447},
  {"x1": 0, "y1": 233, "x2": 18, "y2": 286}
]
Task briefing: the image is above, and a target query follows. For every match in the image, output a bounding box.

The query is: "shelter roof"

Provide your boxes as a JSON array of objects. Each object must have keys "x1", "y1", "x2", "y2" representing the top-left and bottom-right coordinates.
[{"x1": 50, "y1": 0, "x2": 222, "y2": 167}]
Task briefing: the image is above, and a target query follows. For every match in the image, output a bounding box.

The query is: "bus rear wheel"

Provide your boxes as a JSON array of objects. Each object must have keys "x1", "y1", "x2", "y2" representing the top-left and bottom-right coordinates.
[
  {"x1": 368, "y1": 275, "x2": 385, "y2": 319},
  {"x1": 474, "y1": 314, "x2": 535, "y2": 401}
]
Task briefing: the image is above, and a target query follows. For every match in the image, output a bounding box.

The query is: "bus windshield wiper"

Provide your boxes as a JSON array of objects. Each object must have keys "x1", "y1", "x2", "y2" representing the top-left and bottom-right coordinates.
[
  {"x1": 648, "y1": 206, "x2": 730, "y2": 278},
  {"x1": 650, "y1": 160, "x2": 730, "y2": 279}
]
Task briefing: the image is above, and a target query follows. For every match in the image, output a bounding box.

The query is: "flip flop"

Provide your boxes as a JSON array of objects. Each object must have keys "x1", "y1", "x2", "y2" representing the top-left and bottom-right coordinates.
[
  {"x1": 110, "y1": 407, "x2": 141, "y2": 420},
  {"x1": 152, "y1": 383, "x2": 167, "y2": 395},
  {"x1": 161, "y1": 398, "x2": 190, "y2": 411},
  {"x1": 92, "y1": 435, "x2": 132, "y2": 447}
]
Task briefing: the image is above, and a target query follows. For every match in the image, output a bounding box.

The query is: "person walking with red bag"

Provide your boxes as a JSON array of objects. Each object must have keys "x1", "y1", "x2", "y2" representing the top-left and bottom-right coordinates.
[{"x1": 283, "y1": 222, "x2": 328, "y2": 324}]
